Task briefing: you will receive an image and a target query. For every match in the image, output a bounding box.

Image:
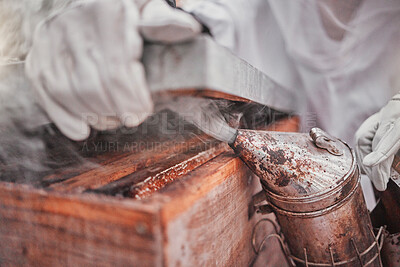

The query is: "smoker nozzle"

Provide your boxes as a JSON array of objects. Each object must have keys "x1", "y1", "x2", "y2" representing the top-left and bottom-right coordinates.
[
  {"x1": 228, "y1": 129, "x2": 271, "y2": 181},
  {"x1": 227, "y1": 130, "x2": 239, "y2": 149}
]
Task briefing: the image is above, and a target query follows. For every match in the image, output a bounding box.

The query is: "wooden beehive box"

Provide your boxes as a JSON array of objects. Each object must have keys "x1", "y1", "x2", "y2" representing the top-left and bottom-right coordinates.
[
  {"x1": 0, "y1": 37, "x2": 297, "y2": 266},
  {"x1": 0, "y1": 112, "x2": 299, "y2": 266}
]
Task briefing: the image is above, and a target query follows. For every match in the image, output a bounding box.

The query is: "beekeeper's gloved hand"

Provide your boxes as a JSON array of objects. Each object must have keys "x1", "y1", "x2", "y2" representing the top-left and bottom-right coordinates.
[
  {"x1": 140, "y1": 0, "x2": 202, "y2": 43},
  {"x1": 25, "y1": 0, "x2": 201, "y2": 141},
  {"x1": 25, "y1": 0, "x2": 151, "y2": 141},
  {"x1": 355, "y1": 93, "x2": 400, "y2": 191}
]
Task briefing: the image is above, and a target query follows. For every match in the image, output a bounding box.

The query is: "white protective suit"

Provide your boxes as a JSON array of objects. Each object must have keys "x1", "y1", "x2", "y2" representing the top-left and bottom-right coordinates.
[
  {"x1": 0, "y1": 0, "x2": 78, "y2": 63},
  {"x1": 184, "y1": 0, "x2": 400, "y2": 145}
]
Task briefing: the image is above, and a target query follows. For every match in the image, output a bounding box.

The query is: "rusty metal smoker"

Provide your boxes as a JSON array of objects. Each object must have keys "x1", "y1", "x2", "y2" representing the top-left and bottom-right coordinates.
[{"x1": 230, "y1": 128, "x2": 384, "y2": 266}]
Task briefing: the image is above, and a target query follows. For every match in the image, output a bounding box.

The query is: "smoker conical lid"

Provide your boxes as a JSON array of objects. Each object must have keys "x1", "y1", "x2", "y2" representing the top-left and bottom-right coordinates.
[{"x1": 232, "y1": 129, "x2": 354, "y2": 199}]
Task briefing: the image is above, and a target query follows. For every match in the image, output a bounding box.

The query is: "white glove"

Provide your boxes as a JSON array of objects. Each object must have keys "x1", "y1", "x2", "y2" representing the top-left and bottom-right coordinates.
[
  {"x1": 26, "y1": 0, "x2": 201, "y2": 141},
  {"x1": 25, "y1": 0, "x2": 151, "y2": 141},
  {"x1": 355, "y1": 93, "x2": 400, "y2": 191},
  {"x1": 139, "y1": 0, "x2": 202, "y2": 43}
]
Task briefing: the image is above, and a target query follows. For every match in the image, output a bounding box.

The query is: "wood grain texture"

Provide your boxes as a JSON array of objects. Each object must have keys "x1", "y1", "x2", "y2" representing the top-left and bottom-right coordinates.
[
  {"x1": 0, "y1": 155, "x2": 286, "y2": 267},
  {"x1": 127, "y1": 141, "x2": 229, "y2": 199},
  {"x1": 156, "y1": 153, "x2": 286, "y2": 266},
  {"x1": 163, "y1": 155, "x2": 258, "y2": 266},
  {"x1": 0, "y1": 114, "x2": 296, "y2": 266},
  {"x1": 0, "y1": 182, "x2": 163, "y2": 267},
  {"x1": 49, "y1": 134, "x2": 217, "y2": 193}
]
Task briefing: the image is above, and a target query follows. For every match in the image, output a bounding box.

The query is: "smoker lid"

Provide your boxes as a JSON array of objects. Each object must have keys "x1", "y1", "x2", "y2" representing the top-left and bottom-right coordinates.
[{"x1": 232, "y1": 128, "x2": 357, "y2": 211}]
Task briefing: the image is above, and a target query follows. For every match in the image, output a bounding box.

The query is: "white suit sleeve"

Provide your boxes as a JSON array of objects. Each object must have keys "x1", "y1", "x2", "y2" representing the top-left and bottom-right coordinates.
[{"x1": 0, "y1": 0, "x2": 76, "y2": 62}]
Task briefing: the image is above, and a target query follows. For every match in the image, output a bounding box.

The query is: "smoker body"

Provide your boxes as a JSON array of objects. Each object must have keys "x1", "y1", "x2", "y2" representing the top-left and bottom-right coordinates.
[
  {"x1": 232, "y1": 128, "x2": 383, "y2": 266},
  {"x1": 274, "y1": 180, "x2": 380, "y2": 266}
]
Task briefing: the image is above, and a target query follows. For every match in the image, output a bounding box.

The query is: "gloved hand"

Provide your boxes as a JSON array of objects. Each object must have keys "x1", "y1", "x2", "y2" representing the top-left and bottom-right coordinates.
[
  {"x1": 25, "y1": 0, "x2": 151, "y2": 141},
  {"x1": 355, "y1": 93, "x2": 400, "y2": 191},
  {"x1": 140, "y1": 0, "x2": 202, "y2": 43},
  {"x1": 25, "y1": 0, "x2": 201, "y2": 141}
]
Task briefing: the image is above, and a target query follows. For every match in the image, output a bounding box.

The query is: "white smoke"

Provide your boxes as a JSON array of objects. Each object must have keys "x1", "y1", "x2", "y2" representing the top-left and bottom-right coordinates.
[
  {"x1": 0, "y1": 0, "x2": 79, "y2": 62},
  {"x1": 155, "y1": 95, "x2": 238, "y2": 144},
  {"x1": 0, "y1": 63, "x2": 96, "y2": 182},
  {"x1": 0, "y1": 0, "x2": 95, "y2": 181},
  {"x1": 0, "y1": 63, "x2": 48, "y2": 179}
]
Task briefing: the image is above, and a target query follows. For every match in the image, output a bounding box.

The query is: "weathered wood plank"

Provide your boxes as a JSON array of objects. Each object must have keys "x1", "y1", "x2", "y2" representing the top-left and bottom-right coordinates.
[
  {"x1": 48, "y1": 133, "x2": 213, "y2": 193},
  {"x1": 0, "y1": 116, "x2": 297, "y2": 267},
  {"x1": 41, "y1": 108, "x2": 209, "y2": 190},
  {"x1": 154, "y1": 153, "x2": 286, "y2": 266},
  {"x1": 92, "y1": 138, "x2": 228, "y2": 198},
  {"x1": 0, "y1": 183, "x2": 163, "y2": 267},
  {"x1": 129, "y1": 141, "x2": 229, "y2": 199}
]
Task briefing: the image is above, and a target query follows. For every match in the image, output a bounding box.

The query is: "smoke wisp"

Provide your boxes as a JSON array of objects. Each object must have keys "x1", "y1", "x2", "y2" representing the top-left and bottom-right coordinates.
[{"x1": 155, "y1": 95, "x2": 238, "y2": 144}]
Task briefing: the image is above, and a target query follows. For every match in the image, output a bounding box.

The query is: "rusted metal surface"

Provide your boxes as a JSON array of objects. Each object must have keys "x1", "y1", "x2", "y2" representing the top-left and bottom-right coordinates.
[
  {"x1": 370, "y1": 174, "x2": 400, "y2": 266},
  {"x1": 231, "y1": 128, "x2": 382, "y2": 266},
  {"x1": 231, "y1": 129, "x2": 356, "y2": 212},
  {"x1": 275, "y1": 183, "x2": 382, "y2": 266},
  {"x1": 371, "y1": 179, "x2": 400, "y2": 234},
  {"x1": 232, "y1": 129, "x2": 352, "y2": 196},
  {"x1": 381, "y1": 232, "x2": 400, "y2": 267},
  {"x1": 309, "y1": 128, "x2": 343, "y2": 156}
]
